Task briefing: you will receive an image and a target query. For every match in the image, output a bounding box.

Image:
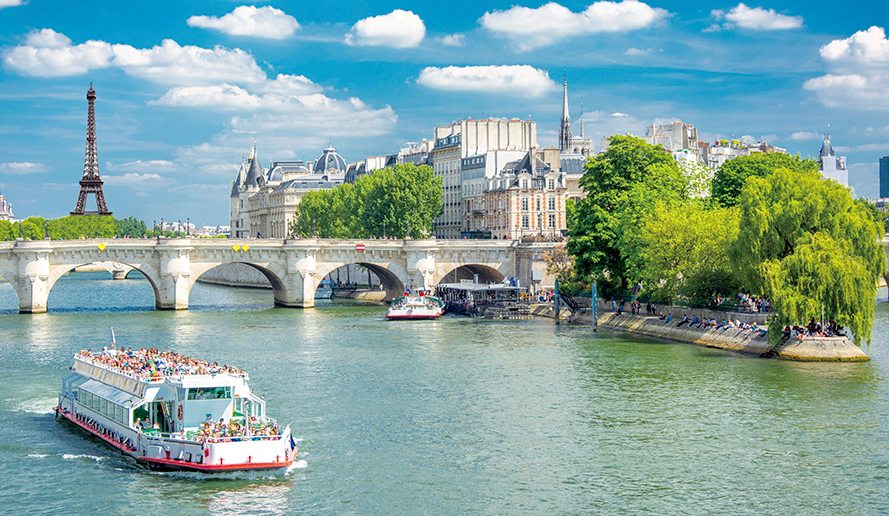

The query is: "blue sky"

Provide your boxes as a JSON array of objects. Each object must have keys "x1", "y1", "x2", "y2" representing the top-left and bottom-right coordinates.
[{"x1": 1, "y1": 0, "x2": 887, "y2": 226}]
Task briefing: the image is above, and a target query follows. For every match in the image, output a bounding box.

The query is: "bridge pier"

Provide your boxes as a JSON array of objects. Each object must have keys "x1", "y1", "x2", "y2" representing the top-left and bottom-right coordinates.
[
  {"x1": 272, "y1": 271, "x2": 314, "y2": 308},
  {"x1": 155, "y1": 243, "x2": 191, "y2": 310},
  {"x1": 13, "y1": 245, "x2": 52, "y2": 313}
]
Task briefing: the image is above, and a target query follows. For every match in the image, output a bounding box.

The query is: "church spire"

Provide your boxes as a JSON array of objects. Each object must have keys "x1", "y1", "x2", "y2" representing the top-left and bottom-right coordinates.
[
  {"x1": 558, "y1": 73, "x2": 572, "y2": 152},
  {"x1": 580, "y1": 102, "x2": 585, "y2": 138}
]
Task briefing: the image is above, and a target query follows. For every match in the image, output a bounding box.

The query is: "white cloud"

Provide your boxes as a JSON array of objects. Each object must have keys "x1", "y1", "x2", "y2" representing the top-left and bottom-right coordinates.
[
  {"x1": 106, "y1": 160, "x2": 179, "y2": 172},
  {"x1": 0, "y1": 0, "x2": 25, "y2": 8},
  {"x1": 624, "y1": 47, "x2": 652, "y2": 56},
  {"x1": 610, "y1": 112, "x2": 630, "y2": 117},
  {"x1": 153, "y1": 84, "x2": 262, "y2": 110},
  {"x1": 417, "y1": 65, "x2": 558, "y2": 98},
  {"x1": 788, "y1": 131, "x2": 820, "y2": 140},
  {"x1": 25, "y1": 28, "x2": 70, "y2": 48},
  {"x1": 712, "y1": 3, "x2": 802, "y2": 31},
  {"x1": 480, "y1": 1, "x2": 668, "y2": 51},
  {"x1": 439, "y1": 34, "x2": 465, "y2": 47},
  {"x1": 4, "y1": 30, "x2": 267, "y2": 86},
  {"x1": 111, "y1": 39, "x2": 267, "y2": 87},
  {"x1": 187, "y1": 6, "x2": 299, "y2": 40},
  {"x1": 804, "y1": 26, "x2": 889, "y2": 110},
  {"x1": 103, "y1": 173, "x2": 165, "y2": 186},
  {"x1": 0, "y1": 162, "x2": 50, "y2": 174},
  {"x1": 835, "y1": 143, "x2": 889, "y2": 152},
  {"x1": 345, "y1": 10, "x2": 425, "y2": 48},
  {"x1": 3, "y1": 30, "x2": 114, "y2": 77}
]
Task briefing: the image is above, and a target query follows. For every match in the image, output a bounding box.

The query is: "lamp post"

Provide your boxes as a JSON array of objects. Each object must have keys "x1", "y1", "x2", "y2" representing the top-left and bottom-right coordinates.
[
  {"x1": 312, "y1": 218, "x2": 316, "y2": 239},
  {"x1": 152, "y1": 220, "x2": 156, "y2": 238},
  {"x1": 383, "y1": 221, "x2": 386, "y2": 239},
  {"x1": 177, "y1": 220, "x2": 181, "y2": 238},
  {"x1": 160, "y1": 218, "x2": 164, "y2": 238},
  {"x1": 186, "y1": 217, "x2": 190, "y2": 236}
]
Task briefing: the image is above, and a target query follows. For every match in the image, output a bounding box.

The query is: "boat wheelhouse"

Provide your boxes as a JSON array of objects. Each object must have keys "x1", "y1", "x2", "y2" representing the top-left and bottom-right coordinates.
[{"x1": 56, "y1": 347, "x2": 297, "y2": 472}]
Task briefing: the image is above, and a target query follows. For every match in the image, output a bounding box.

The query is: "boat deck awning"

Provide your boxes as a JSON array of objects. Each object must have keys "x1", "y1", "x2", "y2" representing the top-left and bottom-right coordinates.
[{"x1": 79, "y1": 379, "x2": 143, "y2": 408}]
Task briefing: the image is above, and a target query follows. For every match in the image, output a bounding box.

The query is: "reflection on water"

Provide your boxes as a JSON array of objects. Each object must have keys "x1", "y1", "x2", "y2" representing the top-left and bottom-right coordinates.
[{"x1": 207, "y1": 483, "x2": 292, "y2": 516}]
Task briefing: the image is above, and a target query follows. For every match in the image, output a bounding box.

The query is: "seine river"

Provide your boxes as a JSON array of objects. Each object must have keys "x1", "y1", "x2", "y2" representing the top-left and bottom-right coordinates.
[{"x1": 2, "y1": 272, "x2": 889, "y2": 515}]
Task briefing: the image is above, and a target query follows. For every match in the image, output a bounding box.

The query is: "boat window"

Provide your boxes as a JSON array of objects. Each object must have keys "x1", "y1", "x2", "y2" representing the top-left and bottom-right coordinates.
[{"x1": 187, "y1": 387, "x2": 231, "y2": 400}]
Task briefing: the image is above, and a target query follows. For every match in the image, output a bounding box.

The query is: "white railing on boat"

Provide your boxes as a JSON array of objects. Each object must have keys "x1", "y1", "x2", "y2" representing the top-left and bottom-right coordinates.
[{"x1": 75, "y1": 355, "x2": 248, "y2": 383}]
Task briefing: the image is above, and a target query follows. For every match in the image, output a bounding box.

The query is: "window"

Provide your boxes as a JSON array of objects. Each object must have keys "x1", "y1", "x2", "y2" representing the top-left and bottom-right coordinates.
[
  {"x1": 548, "y1": 179, "x2": 555, "y2": 190},
  {"x1": 521, "y1": 197, "x2": 528, "y2": 211},
  {"x1": 548, "y1": 196, "x2": 556, "y2": 210},
  {"x1": 522, "y1": 179, "x2": 528, "y2": 189},
  {"x1": 522, "y1": 215, "x2": 529, "y2": 228},
  {"x1": 549, "y1": 214, "x2": 556, "y2": 228},
  {"x1": 536, "y1": 198, "x2": 541, "y2": 211}
]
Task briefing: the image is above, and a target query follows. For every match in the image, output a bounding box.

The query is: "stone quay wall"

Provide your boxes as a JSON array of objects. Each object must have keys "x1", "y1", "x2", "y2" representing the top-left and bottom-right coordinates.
[{"x1": 566, "y1": 311, "x2": 869, "y2": 362}]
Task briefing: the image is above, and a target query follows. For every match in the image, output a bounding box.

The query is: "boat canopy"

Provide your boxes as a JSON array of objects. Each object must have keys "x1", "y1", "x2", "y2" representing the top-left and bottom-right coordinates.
[{"x1": 79, "y1": 379, "x2": 143, "y2": 407}]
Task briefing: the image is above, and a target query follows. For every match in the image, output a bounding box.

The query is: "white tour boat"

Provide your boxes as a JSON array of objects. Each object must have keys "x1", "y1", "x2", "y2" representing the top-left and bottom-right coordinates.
[
  {"x1": 55, "y1": 339, "x2": 297, "y2": 473},
  {"x1": 386, "y1": 289, "x2": 446, "y2": 320}
]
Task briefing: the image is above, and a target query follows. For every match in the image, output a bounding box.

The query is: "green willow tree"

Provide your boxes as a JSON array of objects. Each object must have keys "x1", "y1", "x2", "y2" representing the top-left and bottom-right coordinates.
[
  {"x1": 711, "y1": 152, "x2": 818, "y2": 208},
  {"x1": 634, "y1": 201, "x2": 740, "y2": 304},
  {"x1": 731, "y1": 167, "x2": 885, "y2": 345},
  {"x1": 567, "y1": 135, "x2": 689, "y2": 296}
]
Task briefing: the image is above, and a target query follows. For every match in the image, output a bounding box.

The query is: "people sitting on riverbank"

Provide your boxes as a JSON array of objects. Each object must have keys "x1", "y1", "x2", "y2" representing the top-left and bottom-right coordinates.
[
  {"x1": 77, "y1": 348, "x2": 246, "y2": 381},
  {"x1": 677, "y1": 315, "x2": 689, "y2": 327}
]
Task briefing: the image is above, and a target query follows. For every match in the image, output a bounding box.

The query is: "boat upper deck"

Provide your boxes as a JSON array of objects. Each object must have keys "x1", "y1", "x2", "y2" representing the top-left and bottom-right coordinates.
[{"x1": 74, "y1": 348, "x2": 248, "y2": 386}]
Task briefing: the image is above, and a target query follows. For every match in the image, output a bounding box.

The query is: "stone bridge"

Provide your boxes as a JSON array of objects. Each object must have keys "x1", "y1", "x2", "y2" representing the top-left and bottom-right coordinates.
[{"x1": 0, "y1": 238, "x2": 556, "y2": 313}]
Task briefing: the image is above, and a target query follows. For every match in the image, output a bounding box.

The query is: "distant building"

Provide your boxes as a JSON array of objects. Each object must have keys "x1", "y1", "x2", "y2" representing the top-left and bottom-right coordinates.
[
  {"x1": 0, "y1": 192, "x2": 13, "y2": 221},
  {"x1": 700, "y1": 138, "x2": 787, "y2": 171},
  {"x1": 881, "y1": 156, "x2": 889, "y2": 199},
  {"x1": 463, "y1": 150, "x2": 568, "y2": 240},
  {"x1": 432, "y1": 118, "x2": 537, "y2": 239},
  {"x1": 229, "y1": 142, "x2": 346, "y2": 238},
  {"x1": 817, "y1": 133, "x2": 848, "y2": 187}
]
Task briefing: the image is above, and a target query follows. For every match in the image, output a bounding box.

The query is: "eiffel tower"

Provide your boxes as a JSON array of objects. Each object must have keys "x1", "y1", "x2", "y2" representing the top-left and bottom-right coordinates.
[{"x1": 71, "y1": 83, "x2": 111, "y2": 215}]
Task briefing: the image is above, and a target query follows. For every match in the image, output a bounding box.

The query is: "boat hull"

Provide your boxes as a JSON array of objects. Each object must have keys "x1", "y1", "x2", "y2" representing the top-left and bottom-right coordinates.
[{"x1": 56, "y1": 406, "x2": 296, "y2": 473}]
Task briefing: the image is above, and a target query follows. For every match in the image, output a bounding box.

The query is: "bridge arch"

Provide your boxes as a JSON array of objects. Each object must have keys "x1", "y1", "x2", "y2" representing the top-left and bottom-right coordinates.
[
  {"x1": 313, "y1": 259, "x2": 408, "y2": 302},
  {"x1": 189, "y1": 261, "x2": 292, "y2": 307},
  {"x1": 42, "y1": 260, "x2": 161, "y2": 311},
  {"x1": 436, "y1": 263, "x2": 508, "y2": 286}
]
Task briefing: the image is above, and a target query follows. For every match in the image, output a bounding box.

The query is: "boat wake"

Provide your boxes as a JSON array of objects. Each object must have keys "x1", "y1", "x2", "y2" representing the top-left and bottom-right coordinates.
[
  {"x1": 14, "y1": 397, "x2": 57, "y2": 415},
  {"x1": 62, "y1": 453, "x2": 106, "y2": 462}
]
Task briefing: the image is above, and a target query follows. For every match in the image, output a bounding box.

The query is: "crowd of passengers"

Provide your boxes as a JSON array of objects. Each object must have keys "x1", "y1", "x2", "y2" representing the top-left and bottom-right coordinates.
[
  {"x1": 77, "y1": 346, "x2": 245, "y2": 379},
  {"x1": 195, "y1": 416, "x2": 279, "y2": 439},
  {"x1": 133, "y1": 415, "x2": 279, "y2": 439}
]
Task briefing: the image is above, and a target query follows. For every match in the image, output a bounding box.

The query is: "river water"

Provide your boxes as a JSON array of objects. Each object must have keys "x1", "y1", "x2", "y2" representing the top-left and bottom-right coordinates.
[{"x1": 1, "y1": 272, "x2": 888, "y2": 515}]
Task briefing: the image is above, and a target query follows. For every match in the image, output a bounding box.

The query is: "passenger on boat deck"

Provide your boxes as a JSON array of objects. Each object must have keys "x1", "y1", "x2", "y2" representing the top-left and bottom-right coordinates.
[{"x1": 75, "y1": 347, "x2": 245, "y2": 380}]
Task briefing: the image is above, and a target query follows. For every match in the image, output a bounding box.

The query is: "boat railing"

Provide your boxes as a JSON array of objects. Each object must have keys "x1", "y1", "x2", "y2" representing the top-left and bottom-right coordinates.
[
  {"x1": 141, "y1": 430, "x2": 284, "y2": 444},
  {"x1": 75, "y1": 355, "x2": 249, "y2": 382}
]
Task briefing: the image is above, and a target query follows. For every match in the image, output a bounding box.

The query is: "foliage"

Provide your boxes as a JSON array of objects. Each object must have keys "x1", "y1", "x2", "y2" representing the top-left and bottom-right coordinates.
[
  {"x1": 565, "y1": 198, "x2": 577, "y2": 231},
  {"x1": 634, "y1": 201, "x2": 740, "y2": 304},
  {"x1": 542, "y1": 244, "x2": 575, "y2": 284},
  {"x1": 567, "y1": 135, "x2": 689, "y2": 292},
  {"x1": 0, "y1": 215, "x2": 156, "y2": 240},
  {"x1": 116, "y1": 216, "x2": 149, "y2": 238},
  {"x1": 731, "y1": 167, "x2": 885, "y2": 346},
  {"x1": 711, "y1": 153, "x2": 818, "y2": 208},
  {"x1": 289, "y1": 164, "x2": 442, "y2": 239}
]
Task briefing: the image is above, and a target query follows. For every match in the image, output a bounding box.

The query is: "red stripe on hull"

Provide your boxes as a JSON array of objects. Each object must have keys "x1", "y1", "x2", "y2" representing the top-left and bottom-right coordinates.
[{"x1": 56, "y1": 407, "x2": 296, "y2": 473}]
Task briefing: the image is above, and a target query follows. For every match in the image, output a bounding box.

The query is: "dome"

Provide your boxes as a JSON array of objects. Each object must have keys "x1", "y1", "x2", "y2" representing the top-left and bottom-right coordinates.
[{"x1": 313, "y1": 145, "x2": 347, "y2": 173}]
